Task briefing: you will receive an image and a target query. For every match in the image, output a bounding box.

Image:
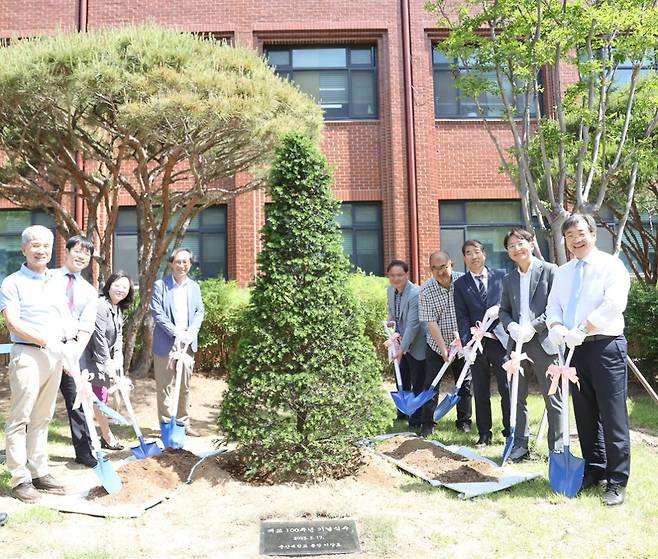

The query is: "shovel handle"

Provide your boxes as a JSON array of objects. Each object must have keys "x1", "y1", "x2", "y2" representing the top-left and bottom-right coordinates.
[{"x1": 116, "y1": 375, "x2": 144, "y2": 440}]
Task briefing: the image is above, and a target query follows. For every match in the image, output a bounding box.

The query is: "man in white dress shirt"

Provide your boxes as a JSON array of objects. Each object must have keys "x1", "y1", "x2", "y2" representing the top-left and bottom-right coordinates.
[{"x1": 546, "y1": 213, "x2": 631, "y2": 506}]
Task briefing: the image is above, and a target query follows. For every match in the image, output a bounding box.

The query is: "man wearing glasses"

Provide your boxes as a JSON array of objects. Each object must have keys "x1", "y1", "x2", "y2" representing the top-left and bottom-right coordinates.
[
  {"x1": 546, "y1": 213, "x2": 631, "y2": 506},
  {"x1": 418, "y1": 251, "x2": 469, "y2": 437},
  {"x1": 499, "y1": 228, "x2": 563, "y2": 462}
]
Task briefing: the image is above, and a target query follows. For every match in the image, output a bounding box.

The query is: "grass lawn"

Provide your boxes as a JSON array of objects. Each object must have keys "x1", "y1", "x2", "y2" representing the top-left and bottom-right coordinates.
[{"x1": 0, "y1": 390, "x2": 656, "y2": 558}]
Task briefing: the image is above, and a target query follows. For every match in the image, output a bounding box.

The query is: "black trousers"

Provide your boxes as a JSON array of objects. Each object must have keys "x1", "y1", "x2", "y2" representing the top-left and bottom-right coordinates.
[
  {"x1": 470, "y1": 338, "x2": 511, "y2": 437},
  {"x1": 399, "y1": 353, "x2": 425, "y2": 426},
  {"x1": 59, "y1": 372, "x2": 94, "y2": 461},
  {"x1": 571, "y1": 335, "x2": 630, "y2": 486},
  {"x1": 423, "y1": 344, "x2": 471, "y2": 428}
]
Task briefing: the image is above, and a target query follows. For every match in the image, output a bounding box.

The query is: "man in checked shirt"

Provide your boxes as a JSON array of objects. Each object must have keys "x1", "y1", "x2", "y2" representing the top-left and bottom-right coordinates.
[{"x1": 418, "y1": 251, "x2": 471, "y2": 437}]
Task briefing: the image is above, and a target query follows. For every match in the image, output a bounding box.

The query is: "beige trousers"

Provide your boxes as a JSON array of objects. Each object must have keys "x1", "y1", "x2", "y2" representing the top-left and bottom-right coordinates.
[
  {"x1": 5, "y1": 345, "x2": 62, "y2": 488},
  {"x1": 153, "y1": 350, "x2": 193, "y2": 427}
]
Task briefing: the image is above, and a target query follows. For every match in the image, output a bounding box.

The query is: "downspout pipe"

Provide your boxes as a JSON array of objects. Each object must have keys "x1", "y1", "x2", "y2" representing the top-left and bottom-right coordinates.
[
  {"x1": 400, "y1": 0, "x2": 420, "y2": 283},
  {"x1": 74, "y1": 0, "x2": 88, "y2": 230}
]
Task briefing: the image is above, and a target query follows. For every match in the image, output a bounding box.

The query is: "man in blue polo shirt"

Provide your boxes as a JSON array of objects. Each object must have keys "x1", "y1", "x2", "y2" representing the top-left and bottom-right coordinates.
[{"x1": 0, "y1": 225, "x2": 69, "y2": 502}]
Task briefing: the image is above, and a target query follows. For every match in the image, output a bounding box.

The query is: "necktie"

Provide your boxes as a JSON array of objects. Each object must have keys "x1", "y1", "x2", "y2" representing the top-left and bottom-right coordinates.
[
  {"x1": 564, "y1": 260, "x2": 585, "y2": 328},
  {"x1": 66, "y1": 273, "x2": 76, "y2": 311},
  {"x1": 474, "y1": 274, "x2": 487, "y2": 304}
]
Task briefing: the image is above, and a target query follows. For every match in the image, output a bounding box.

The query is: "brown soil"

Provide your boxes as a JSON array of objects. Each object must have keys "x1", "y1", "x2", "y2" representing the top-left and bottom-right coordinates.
[
  {"x1": 378, "y1": 435, "x2": 502, "y2": 483},
  {"x1": 87, "y1": 448, "x2": 201, "y2": 506}
]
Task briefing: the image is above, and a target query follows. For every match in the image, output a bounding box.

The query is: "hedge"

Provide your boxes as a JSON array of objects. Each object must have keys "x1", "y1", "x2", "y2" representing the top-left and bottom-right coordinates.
[{"x1": 625, "y1": 281, "x2": 658, "y2": 389}]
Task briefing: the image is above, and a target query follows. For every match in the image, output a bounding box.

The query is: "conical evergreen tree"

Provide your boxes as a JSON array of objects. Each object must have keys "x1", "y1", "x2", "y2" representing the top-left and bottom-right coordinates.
[{"x1": 219, "y1": 133, "x2": 389, "y2": 480}]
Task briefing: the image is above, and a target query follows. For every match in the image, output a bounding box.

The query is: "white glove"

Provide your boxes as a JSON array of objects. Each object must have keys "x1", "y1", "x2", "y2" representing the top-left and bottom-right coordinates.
[
  {"x1": 61, "y1": 341, "x2": 83, "y2": 372},
  {"x1": 44, "y1": 339, "x2": 66, "y2": 361},
  {"x1": 548, "y1": 324, "x2": 569, "y2": 347},
  {"x1": 463, "y1": 344, "x2": 477, "y2": 364},
  {"x1": 103, "y1": 358, "x2": 118, "y2": 377},
  {"x1": 484, "y1": 305, "x2": 499, "y2": 321},
  {"x1": 175, "y1": 330, "x2": 196, "y2": 346},
  {"x1": 507, "y1": 322, "x2": 521, "y2": 342},
  {"x1": 114, "y1": 350, "x2": 124, "y2": 371},
  {"x1": 520, "y1": 323, "x2": 535, "y2": 343},
  {"x1": 565, "y1": 326, "x2": 587, "y2": 348}
]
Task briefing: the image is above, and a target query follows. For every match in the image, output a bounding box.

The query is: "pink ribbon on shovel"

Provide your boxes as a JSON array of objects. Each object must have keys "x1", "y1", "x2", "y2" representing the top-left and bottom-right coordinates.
[
  {"x1": 383, "y1": 322, "x2": 401, "y2": 363},
  {"x1": 469, "y1": 321, "x2": 486, "y2": 354},
  {"x1": 546, "y1": 363, "x2": 580, "y2": 395},
  {"x1": 502, "y1": 351, "x2": 532, "y2": 382},
  {"x1": 72, "y1": 369, "x2": 95, "y2": 411}
]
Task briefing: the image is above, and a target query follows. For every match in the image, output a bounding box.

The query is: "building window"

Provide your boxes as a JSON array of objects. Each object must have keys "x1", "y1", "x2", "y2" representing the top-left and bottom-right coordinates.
[
  {"x1": 0, "y1": 209, "x2": 57, "y2": 281},
  {"x1": 265, "y1": 46, "x2": 378, "y2": 120},
  {"x1": 440, "y1": 201, "x2": 549, "y2": 272},
  {"x1": 113, "y1": 206, "x2": 228, "y2": 281},
  {"x1": 337, "y1": 203, "x2": 383, "y2": 275},
  {"x1": 610, "y1": 53, "x2": 657, "y2": 90},
  {"x1": 432, "y1": 48, "x2": 538, "y2": 119}
]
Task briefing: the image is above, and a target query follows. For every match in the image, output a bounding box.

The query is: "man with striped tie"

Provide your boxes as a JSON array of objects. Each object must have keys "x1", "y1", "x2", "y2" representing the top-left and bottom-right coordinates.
[
  {"x1": 454, "y1": 240, "x2": 511, "y2": 447},
  {"x1": 546, "y1": 213, "x2": 631, "y2": 506}
]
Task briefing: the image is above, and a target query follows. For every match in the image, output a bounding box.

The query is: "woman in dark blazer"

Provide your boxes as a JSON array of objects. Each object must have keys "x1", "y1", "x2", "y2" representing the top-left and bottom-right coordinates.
[{"x1": 81, "y1": 270, "x2": 134, "y2": 450}]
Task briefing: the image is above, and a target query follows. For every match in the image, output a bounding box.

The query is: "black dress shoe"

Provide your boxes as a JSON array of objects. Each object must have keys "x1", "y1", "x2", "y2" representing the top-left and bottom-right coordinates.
[
  {"x1": 101, "y1": 439, "x2": 124, "y2": 451},
  {"x1": 603, "y1": 483, "x2": 626, "y2": 506},
  {"x1": 75, "y1": 455, "x2": 98, "y2": 468},
  {"x1": 456, "y1": 423, "x2": 471, "y2": 433},
  {"x1": 0, "y1": 512, "x2": 7, "y2": 526},
  {"x1": 475, "y1": 434, "x2": 492, "y2": 447}
]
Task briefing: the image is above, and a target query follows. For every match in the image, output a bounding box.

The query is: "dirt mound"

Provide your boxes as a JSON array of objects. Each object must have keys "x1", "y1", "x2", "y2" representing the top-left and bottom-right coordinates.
[
  {"x1": 377, "y1": 435, "x2": 502, "y2": 483},
  {"x1": 87, "y1": 448, "x2": 201, "y2": 505}
]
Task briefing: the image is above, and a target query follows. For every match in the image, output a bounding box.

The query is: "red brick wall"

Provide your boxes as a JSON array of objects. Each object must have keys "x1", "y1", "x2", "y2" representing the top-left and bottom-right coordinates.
[{"x1": 1, "y1": 0, "x2": 535, "y2": 285}]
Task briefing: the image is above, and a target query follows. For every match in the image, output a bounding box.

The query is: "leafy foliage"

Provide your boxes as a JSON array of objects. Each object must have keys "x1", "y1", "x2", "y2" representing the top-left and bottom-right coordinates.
[
  {"x1": 218, "y1": 134, "x2": 390, "y2": 480},
  {"x1": 427, "y1": 0, "x2": 658, "y2": 264},
  {"x1": 625, "y1": 281, "x2": 658, "y2": 389},
  {"x1": 196, "y1": 279, "x2": 250, "y2": 374}
]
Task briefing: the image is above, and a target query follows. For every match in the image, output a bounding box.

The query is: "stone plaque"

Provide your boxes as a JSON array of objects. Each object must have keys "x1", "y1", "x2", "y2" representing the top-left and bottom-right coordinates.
[{"x1": 260, "y1": 518, "x2": 360, "y2": 556}]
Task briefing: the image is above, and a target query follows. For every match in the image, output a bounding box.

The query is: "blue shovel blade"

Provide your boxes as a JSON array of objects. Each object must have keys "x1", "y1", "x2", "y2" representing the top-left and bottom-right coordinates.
[
  {"x1": 403, "y1": 388, "x2": 437, "y2": 416},
  {"x1": 93, "y1": 452, "x2": 122, "y2": 495},
  {"x1": 433, "y1": 390, "x2": 461, "y2": 422},
  {"x1": 501, "y1": 431, "x2": 515, "y2": 466},
  {"x1": 549, "y1": 446, "x2": 586, "y2": 497},
  {"x1": 131, "y1": 436, "x2": 162, "y2": 460},
  {"x1": 161, "y1": 419, "x2": 185, "y2": 449},
  {"x1": 390, "y1": 390, "x2": 417, "y2": 417}
]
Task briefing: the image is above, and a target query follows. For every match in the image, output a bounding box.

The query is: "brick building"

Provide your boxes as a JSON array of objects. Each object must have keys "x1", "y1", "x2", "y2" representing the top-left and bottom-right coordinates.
[{"x1": 0, "y1": 0, "x2": 580, "y2": 284}]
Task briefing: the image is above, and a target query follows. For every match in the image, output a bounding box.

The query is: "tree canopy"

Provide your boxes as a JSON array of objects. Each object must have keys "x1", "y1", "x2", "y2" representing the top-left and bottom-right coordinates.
[
  {"x1": 427, "y1": 0, "x2": 658, "y2": 263},
  {"x1": 0, "y1": 25, "x2": 323, "y2": 368}
]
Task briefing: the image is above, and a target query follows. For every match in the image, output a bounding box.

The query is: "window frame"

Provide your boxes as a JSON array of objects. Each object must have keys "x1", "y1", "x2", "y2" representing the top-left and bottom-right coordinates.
[
  {"x1": 0, "y1": 209, "x2": 58, "y2": 279},
  {"x1": 264, "y1": 45, "x2": 379, "y2": 120},
  {"x1": 338, "y1": 202, "x2": 384, "y2": 276},
  {"x1": 432, "y1": 46, "x2": 540, "y2": 120},
  {"x1": 113, "y1": 205, "x2": 229, "y2": 280}
]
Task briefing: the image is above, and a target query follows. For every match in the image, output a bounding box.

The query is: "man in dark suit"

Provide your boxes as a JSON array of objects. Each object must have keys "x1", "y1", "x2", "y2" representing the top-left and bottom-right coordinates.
[
  {"x1": 499, "y1": 228, "x2": 563, "y2": 461},
  {"x1": 454, "y1": 239, "x2": 510, "y2": 446},
  {"x1": 386, "y1": 260, "x2": 427, "y2": 430}
]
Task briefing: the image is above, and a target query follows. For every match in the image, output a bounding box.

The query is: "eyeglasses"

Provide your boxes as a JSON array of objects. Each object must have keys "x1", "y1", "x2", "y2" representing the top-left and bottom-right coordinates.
[{"x1": 506, "y1": 241, "x2": 529, "y2": 251}]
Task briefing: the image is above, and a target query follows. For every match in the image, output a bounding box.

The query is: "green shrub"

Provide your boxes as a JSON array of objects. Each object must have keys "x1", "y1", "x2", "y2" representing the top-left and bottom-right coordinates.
[
  {"x1": 625, "y1": 281, "x2": 658, "y2": 389},
  {"x1": 347, "y1": 273, "x2": 389, "y2": 376},
  {"x1": 0, "y1": 313, "x2": 8, "y2": 343},
  {"x1": 197, "y1": 279, "x2": 250, "y2": 374},
  {"x1": 218, "y1": 134, "x2": 391, "y2": 481}
]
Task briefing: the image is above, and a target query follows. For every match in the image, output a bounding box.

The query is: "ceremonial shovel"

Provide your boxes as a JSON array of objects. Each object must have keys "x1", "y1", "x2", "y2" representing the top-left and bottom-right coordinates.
[
  {"x1": 548, "y1": 345, "x2": 585, "y2": 497},
  {"x1": 160, "y1": 341, "x2": 190, "y2": 449}
]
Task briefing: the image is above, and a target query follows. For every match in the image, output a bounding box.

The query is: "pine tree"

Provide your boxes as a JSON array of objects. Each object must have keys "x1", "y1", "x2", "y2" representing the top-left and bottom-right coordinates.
[{"x1": 219, "y1": 133, "x2": 389, "y2": 480}]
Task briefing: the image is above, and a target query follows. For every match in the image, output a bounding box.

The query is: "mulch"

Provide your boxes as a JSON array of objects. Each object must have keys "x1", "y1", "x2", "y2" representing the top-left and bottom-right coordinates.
[{"x1": 377, "y1": 435, "x2": 502, "y2": 483}]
